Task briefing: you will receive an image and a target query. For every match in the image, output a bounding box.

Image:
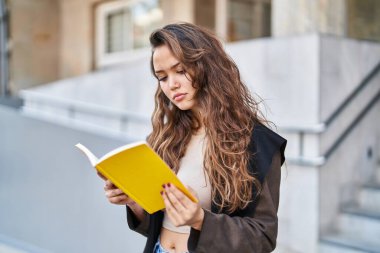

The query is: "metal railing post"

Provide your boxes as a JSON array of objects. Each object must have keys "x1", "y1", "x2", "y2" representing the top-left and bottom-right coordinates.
[
  {"x1": 0, "y1": 0, "x2": 9, "y2": 96},
  {"x1": 299, "y1": 131, "x2": 304, "y2": 157}
]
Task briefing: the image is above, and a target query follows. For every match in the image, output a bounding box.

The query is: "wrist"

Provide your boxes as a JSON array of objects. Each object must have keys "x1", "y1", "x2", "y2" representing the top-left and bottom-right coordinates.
[
  {"x1": 192, "y1": 208, "x2": 205, "y2": 231},
  {"x1": 127, "y1": 201, "x2": 138, "y2": 209}
]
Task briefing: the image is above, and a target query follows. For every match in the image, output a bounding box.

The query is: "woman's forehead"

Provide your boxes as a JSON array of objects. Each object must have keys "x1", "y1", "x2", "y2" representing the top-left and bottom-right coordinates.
[{"x1": 153, "y1": 45, "x2": 180, "y2": 71}]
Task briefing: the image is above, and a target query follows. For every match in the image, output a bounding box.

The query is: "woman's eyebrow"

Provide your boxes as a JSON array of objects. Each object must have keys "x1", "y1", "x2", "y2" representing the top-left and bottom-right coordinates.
[{"x1": 155, "y1": 62, "x2": 181, "y2": 74}]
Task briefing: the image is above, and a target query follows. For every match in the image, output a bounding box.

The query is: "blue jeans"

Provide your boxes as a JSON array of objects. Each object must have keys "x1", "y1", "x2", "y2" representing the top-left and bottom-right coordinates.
[
  {"x1": 153, "y1": 239, "x2": 170, "y2": 253},
  {"x1": 153, "y1": 238, "x2": 189, "y2": 253}
]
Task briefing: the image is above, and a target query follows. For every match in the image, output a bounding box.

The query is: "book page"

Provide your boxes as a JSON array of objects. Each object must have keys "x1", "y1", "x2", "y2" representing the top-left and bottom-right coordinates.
[
  {"x1": 99, "y1": 141, "x2": 147, "y2": 162},
  {"x1": 75, "y1": 143, "x2": 99, "y2": 166}
]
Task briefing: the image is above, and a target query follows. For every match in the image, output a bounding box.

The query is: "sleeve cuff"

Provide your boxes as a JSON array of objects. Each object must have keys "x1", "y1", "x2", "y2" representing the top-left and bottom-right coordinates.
[{"x1": 126, "y1": 205, "x2": 150, "y2": 237}]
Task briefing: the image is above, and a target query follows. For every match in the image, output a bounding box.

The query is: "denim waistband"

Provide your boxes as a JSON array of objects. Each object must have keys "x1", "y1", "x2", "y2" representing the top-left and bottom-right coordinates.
[{"x1": 153, "y1": 238, "x2": 189, "y2": 253}]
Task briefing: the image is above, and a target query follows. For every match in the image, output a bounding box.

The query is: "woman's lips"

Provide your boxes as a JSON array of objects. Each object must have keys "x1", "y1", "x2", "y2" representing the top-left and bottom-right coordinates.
[{"x1": 173, "y1": 93, "x2": 186, "y2": 101}]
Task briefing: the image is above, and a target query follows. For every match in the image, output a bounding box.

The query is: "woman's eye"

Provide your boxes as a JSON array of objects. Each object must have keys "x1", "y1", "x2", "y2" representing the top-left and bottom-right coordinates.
[{"x1": 158, "y1": 76, "x2": 167, "y2": 82}]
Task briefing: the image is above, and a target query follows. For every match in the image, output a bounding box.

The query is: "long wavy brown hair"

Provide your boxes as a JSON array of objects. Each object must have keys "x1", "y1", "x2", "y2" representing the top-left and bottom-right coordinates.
[{"x1": 147, "y1": 23, "x2": 265, "y2": 213}]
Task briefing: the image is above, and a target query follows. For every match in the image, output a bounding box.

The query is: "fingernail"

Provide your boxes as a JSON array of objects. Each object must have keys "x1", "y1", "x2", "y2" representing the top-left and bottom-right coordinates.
[
  {"x1": 167, "y1": 183, "x2": 171, "y2": 188},
  {"x1": 162, "y1": 184, "x2": 166, "y2": 188},
  {"x1": 160, "y1": 191, "x2": 163, "y2": 195}
]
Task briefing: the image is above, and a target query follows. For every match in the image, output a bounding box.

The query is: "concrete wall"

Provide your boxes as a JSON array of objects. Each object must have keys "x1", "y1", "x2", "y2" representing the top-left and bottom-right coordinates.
[
  {"x1": 276, "y1": 165, "x2": 319, "y2": 253},
  {"x1": 227, "y1": 34, "x2": 320, "y2": 127},
  {"x1": 319, "y1": 36, "x2": 380, "y2": 122},
  {"x1": 319, "y1": 37, "x2": 380, "y2": 157},
  {"x1": 272, "y1": 0, "x2": 346, "y2": 37},
  {"x1": 21, "y1": 55, "x2": 155, "y2": 140},
  {"x1": 272, "y1": 0, "x2": 380, "y2": 42},
  {"x1": 0, "y1": 105, "x2": 146, "y2": 253}
]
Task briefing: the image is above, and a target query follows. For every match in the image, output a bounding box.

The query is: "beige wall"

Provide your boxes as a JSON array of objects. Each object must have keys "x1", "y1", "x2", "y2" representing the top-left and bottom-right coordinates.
[
  {"x1": 9, "y1": 0, "x2": 380, "y2": 93},
  {"x1": 9, "y1": 0, "x2": 101, "y2": 92},
  {"x1": 161, "y1": 0, "x2": 194, "y2": 24},
  {"x1": 9, "y1": 0, "x2": 60, "y2": 93},
  {"x1": 10, "y1": 0, "x2": 110, "y2": 90},
  {"x1": 59, "y1": 0, "x2": 196, "y2": 78},
  {"x1": 10, "y1": 0, "x2": 196, "y2": 91},
  {"x1": 59, "y1": 0, "x2": 103, "y2": 79}
]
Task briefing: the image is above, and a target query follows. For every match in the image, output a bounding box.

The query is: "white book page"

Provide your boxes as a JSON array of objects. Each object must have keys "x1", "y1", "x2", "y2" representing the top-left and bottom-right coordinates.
[
  {"x1": 98, "y1": 141, "x2": 147, "y2": 162},
  {"x1": 75, "y1": 143, "x2": 99, "y2": 166}
]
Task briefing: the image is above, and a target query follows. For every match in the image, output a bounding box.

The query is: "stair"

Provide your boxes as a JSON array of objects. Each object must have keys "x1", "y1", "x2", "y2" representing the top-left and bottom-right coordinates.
[
  {"x1": 320, "y1": 233, "x2": 380, "y2": 253},
  {"x1": 358, "y1": 183, "x2": 380, "y2": 211},
  {"x1": 319, "y1": 164, "x2": 380, "y2": 253},
  {"x1": 377, "y1": 165, "x2": 380, "y2": 183}
]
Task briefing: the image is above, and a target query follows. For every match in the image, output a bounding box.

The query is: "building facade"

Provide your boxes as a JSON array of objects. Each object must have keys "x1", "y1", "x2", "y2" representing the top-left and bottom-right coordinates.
[{"x1": 3, "y1": 0, "x2": 380, "y2": 94}]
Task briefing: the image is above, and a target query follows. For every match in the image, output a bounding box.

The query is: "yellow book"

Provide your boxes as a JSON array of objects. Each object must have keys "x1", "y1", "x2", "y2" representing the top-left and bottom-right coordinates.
[{"x1": 75, "y1": 142, "x2": 197, "y2": 214}]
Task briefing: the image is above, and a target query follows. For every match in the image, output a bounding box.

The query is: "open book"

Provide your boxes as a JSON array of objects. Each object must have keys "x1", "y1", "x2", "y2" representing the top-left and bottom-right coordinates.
[{"x1": 75, "y1": 141, "x2": 197, "y2": 214}]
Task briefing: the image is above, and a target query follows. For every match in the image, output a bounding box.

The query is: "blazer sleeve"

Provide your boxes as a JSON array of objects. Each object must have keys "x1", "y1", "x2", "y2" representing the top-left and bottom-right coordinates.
[
  {"x1": 187, "y1": 151, "x2": 282, "y2": 253},
  {"x1": 126, "y1": 206, "x2": 150, "y2": 237}
]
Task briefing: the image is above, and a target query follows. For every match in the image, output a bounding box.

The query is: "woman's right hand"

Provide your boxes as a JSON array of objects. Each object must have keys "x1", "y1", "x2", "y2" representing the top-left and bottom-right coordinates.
[
  {"x1": 104, "y1": 179, "x2": 147, "y2": 221},
  {"x1": 104, "y1": 180, "x2": 135, "y2": 206}
]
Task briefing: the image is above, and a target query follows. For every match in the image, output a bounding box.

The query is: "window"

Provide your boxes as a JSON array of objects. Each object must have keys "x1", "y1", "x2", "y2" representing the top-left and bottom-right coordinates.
[
  {"x1": 227, "y1": 0, "x2": 271, "y2": 41},
  {"x1": 106, "y1": 9, "x2": 132, "y2": 53},
  {"x1": 346, "y1": 0, "x2": 380, "y2": 42},
  {"x1": 195, "y1": 0, "x2": 216, "y2": 31},
  {"x1": 96, "y1": 0, "x2": 163, "y2": 67}
]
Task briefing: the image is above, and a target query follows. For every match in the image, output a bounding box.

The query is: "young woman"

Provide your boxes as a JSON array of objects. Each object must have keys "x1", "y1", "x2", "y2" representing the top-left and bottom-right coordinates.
[{"x1": 104, "y1": 23, "x2": 286, "y2": 253}]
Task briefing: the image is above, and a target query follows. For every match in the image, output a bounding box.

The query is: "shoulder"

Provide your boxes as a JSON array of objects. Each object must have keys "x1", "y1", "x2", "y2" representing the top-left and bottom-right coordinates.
[{"x1": 247, "y1": 123, "x2": 287, "y2": 183}]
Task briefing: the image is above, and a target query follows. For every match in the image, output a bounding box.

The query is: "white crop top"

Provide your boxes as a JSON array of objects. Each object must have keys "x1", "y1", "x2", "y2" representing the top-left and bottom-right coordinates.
[{"x1": 162, "y1": 128, "x2": 212, "y2": 233}]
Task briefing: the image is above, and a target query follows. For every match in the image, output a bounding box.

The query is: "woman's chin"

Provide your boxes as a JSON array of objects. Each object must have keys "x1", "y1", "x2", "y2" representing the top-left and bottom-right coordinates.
[{"x1": 174, "y1": 102, "x2": 195, "y2": 111}]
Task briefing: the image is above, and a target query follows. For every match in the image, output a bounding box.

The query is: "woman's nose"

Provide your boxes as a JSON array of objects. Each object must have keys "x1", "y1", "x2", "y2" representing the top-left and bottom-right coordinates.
[{"x1": 168, "y1": 77, "x2": 180, "y2": 90}]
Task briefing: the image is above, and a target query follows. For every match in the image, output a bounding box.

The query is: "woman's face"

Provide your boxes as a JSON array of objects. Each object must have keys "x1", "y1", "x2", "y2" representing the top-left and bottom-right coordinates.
[{"x1": 153, "y1": 45, "x2": 197, "y2": 111}]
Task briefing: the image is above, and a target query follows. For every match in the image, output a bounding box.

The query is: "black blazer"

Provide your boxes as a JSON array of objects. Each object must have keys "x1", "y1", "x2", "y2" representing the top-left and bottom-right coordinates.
[{"x1": 127, "y1": 123, "x2": 287, "y2": 253}]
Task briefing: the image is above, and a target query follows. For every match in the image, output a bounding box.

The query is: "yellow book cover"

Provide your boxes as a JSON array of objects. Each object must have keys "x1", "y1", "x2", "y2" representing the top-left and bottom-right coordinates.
[{"x1": 75, "y1": 142, "x2": 197, "y2": 214}]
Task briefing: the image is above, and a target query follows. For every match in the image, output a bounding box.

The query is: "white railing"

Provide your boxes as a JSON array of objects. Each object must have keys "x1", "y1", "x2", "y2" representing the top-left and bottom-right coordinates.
[
  {"x1": 280, "y1": 61, "x2": 380, "y2": 166},
  {"x1": 20, "y1": 90, "x2": 151, "y2": 141}
]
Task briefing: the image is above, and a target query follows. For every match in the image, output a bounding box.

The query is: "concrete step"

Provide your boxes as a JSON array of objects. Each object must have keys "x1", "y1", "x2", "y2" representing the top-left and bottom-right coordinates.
[
  {"x1": 320, "y1": 233, "x2": 380, "y2": 253},
  {"x1": 376, "y1": 166, "x2": 380, "y2": 183},
  {"x1": 358, "y1": 183, "x2": 380, "y2": 211},
  {"x1": 338, "y1": 206, "x2": 380, "y2": 243}
]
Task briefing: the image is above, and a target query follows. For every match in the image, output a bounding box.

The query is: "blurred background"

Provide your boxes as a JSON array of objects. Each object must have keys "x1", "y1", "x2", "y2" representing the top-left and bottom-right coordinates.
[{"x1": 1, "y1": 0, "x2": 380, "y2": 252}]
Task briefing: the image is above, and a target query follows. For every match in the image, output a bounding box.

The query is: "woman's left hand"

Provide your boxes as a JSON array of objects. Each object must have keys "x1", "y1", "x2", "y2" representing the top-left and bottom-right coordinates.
[{"x1": 161, "y1": 183, "x2": 204, "y2": 230}]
